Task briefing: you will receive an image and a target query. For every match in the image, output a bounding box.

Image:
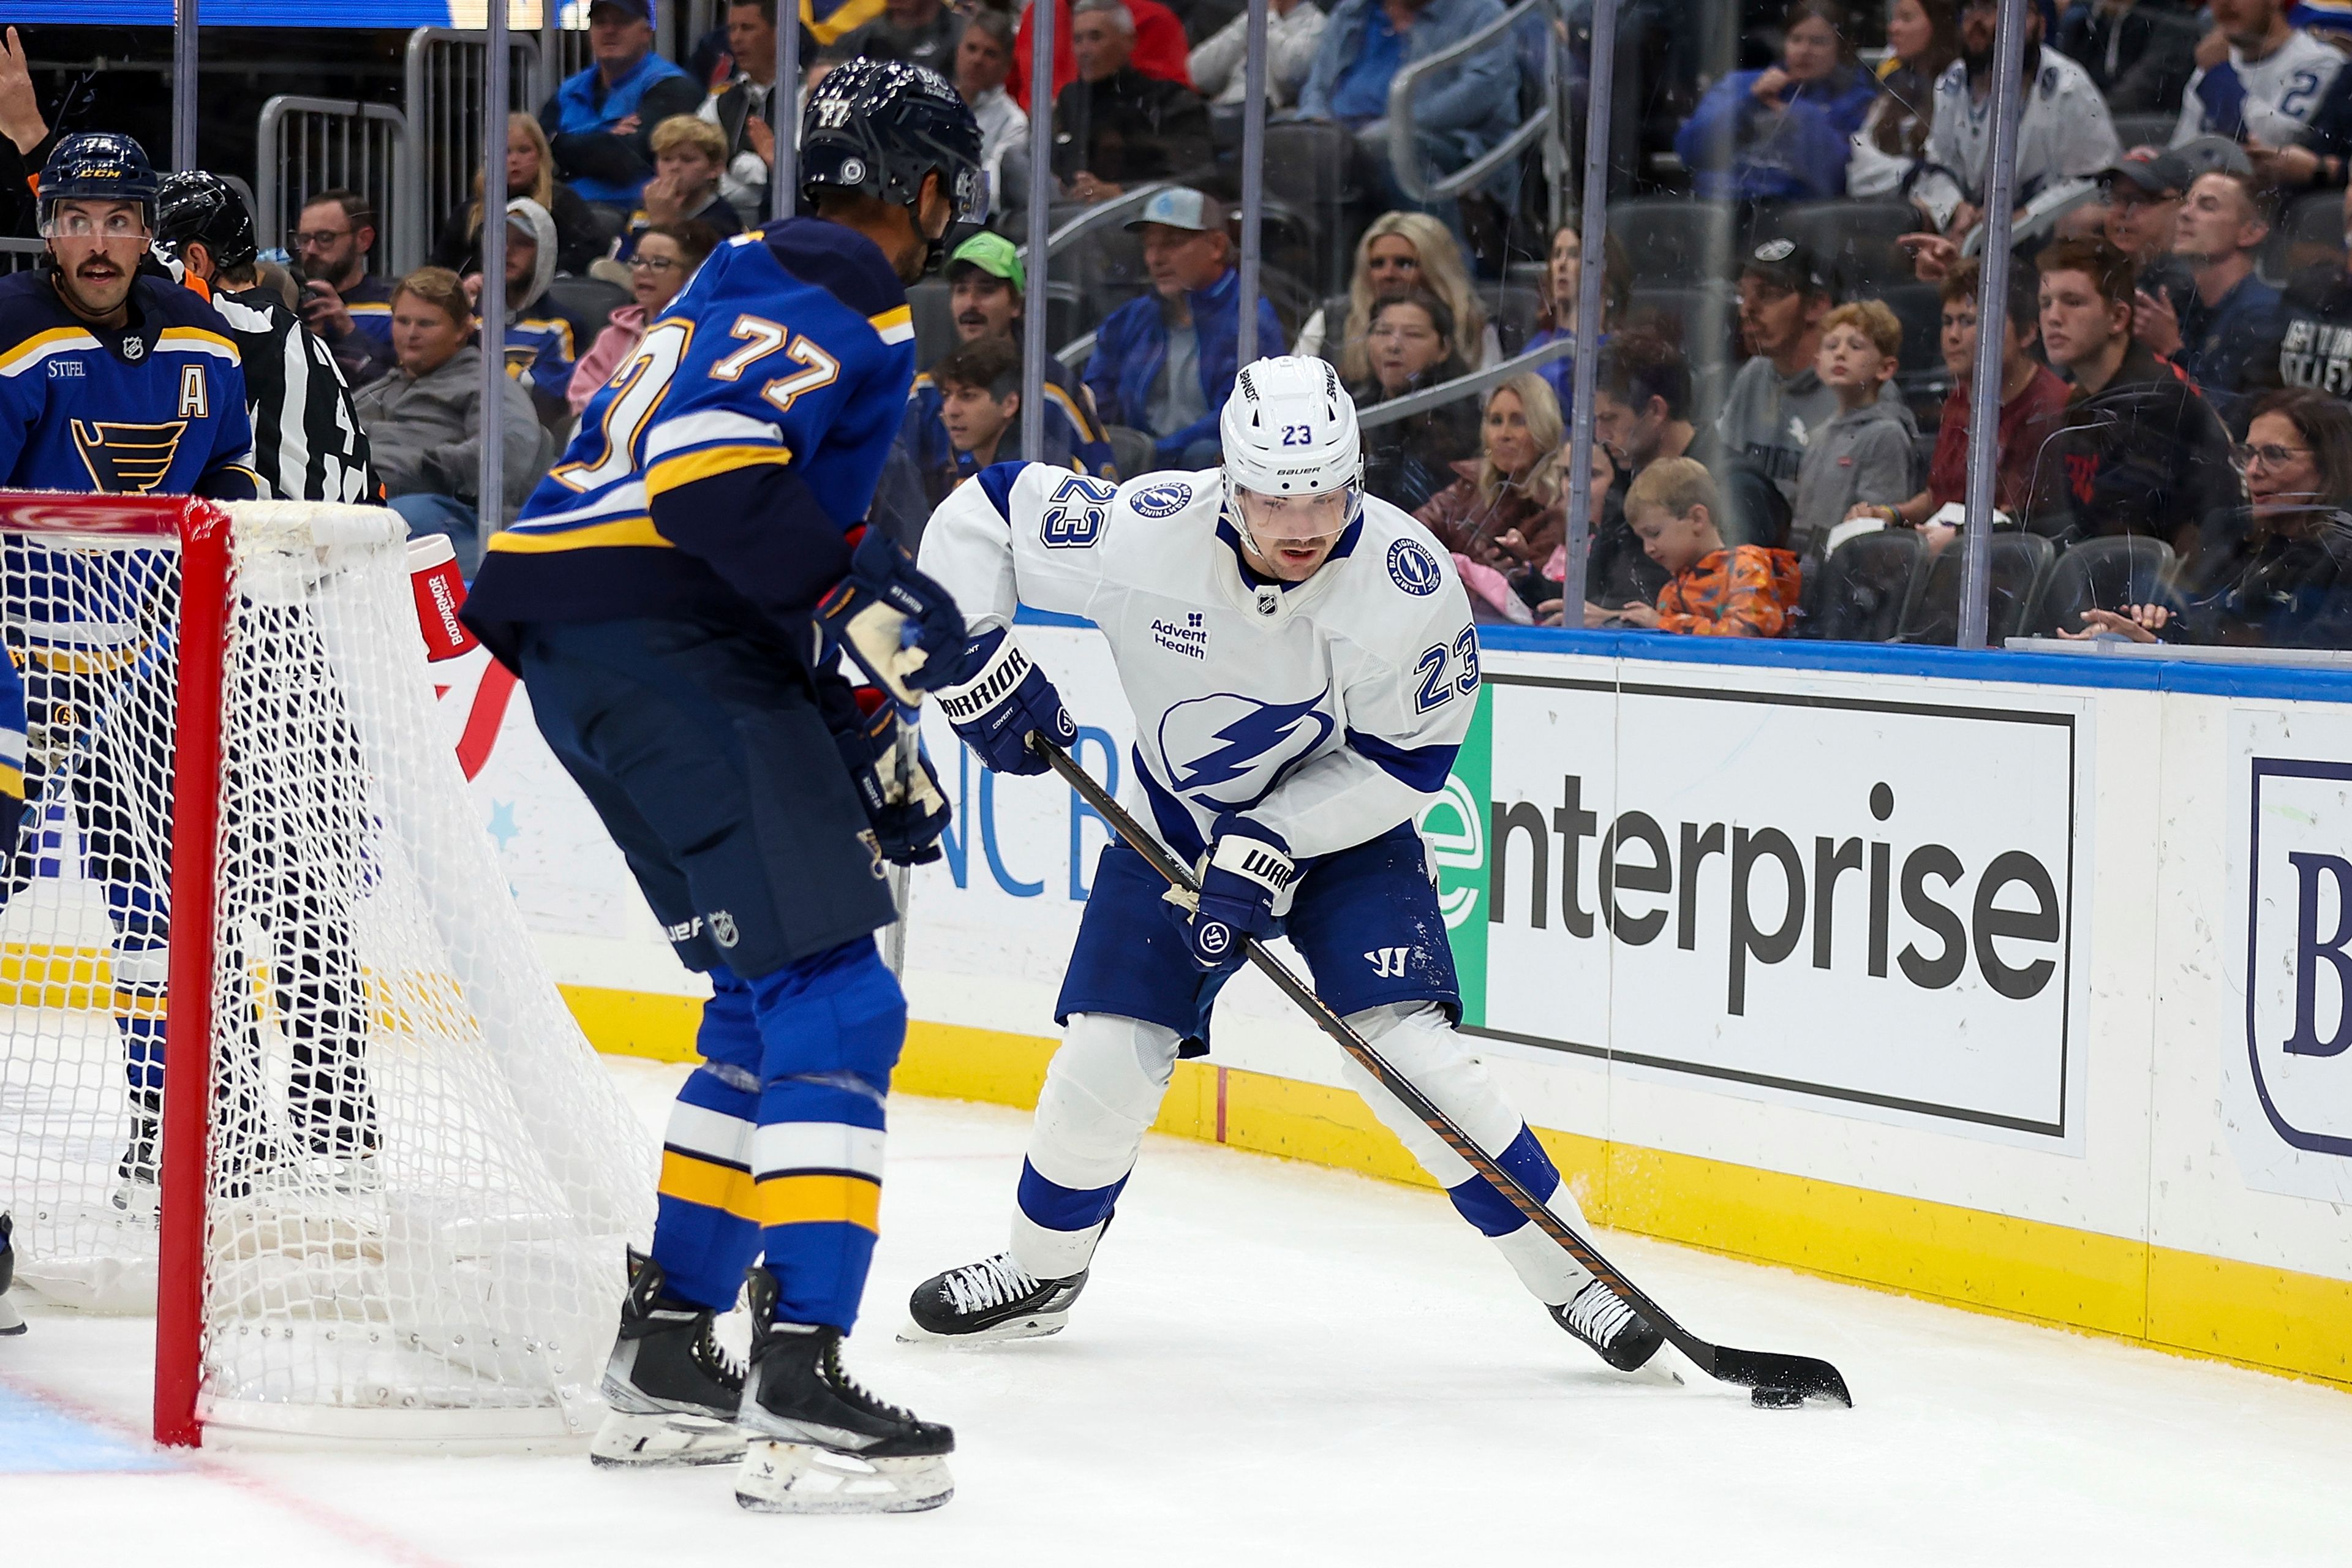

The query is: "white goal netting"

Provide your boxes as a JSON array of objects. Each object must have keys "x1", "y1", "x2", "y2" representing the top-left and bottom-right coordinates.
[{"x1": 0, "y1": 497, "x2": 654, "y2": 1441}]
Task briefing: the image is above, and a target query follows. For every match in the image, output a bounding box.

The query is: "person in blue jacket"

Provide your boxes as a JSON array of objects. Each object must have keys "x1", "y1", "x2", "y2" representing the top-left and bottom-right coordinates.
[
  {"x1": 540, "y1": 0, "x2": 703, "y2": 211},
  {"x1": 1675, "y1": 0, "x2": 1879, "y2": 205},
  {"x1": 1084, "y1": 187, "x2": 1286, "y2": 466},
  {"x1": 1297, "y1": 0, "x2": 1522, "y2": 224}
]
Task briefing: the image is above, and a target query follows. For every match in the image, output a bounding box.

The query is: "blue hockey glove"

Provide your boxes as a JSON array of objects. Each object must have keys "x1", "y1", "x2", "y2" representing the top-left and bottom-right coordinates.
[
  {"x1": 815, "y1": 528, "x2": 973, "y2": 708},
  {"x1": 835, "y1": 690, "x2": 951, "y2": 866},
  {"x1": 932, "y1": 624, "x2": 1076, "y2": 776},
  {"x1": 1161, "y1": 816, "x2": 1295, "y2": 972}
]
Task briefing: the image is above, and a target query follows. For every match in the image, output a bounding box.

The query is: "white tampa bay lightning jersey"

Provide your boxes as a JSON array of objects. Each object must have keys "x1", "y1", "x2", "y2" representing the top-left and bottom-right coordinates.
[
  {"x1": 2174, "y1": 28, "x2": 2345, "y2": 147},
  {"x1": 918, "y1": 462, "x2": 1478, "y2": 863}
]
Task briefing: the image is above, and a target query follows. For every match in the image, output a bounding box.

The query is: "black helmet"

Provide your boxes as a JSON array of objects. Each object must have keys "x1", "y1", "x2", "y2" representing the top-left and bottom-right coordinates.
[
  {"x1": 38, "y1": 132, "x2": 160, "y2": 232},
  {"x1": 800, "y1": 57, "x2": 986, "y2": 273},
  {"x1": 154, "y1": 171, "x2": 258, "y2": 275}
]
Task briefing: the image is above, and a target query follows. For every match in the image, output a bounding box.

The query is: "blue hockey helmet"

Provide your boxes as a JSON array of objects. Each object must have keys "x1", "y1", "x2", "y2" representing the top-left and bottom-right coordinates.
[
  {"x1": 154, "y1": 170, "x2": 259, "y2": 274},
  {"x1": 39, "y1": 132, "x2": 160, "y2": 233},
  {"x1": 800, "y1": 57, "x2": 986, "y2": 274}
]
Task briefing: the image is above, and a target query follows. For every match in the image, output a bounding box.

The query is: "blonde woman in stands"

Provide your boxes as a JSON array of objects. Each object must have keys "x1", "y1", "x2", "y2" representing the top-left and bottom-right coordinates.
[{"x1": 1296, "y1": 210, "x2": 1498, "y2": 376}]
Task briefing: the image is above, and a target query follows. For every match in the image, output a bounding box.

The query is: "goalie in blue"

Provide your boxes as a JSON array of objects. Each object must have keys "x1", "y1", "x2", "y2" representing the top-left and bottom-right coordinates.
[{"x1": 464, "y1": 58, "x2": 984, "y2": 1516}]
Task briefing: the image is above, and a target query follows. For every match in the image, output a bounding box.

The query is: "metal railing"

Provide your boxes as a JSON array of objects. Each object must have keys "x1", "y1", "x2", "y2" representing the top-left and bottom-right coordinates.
[
  {"x1": 396, "y1": 26, "x2": 545, "y2": 277},
  {"x1": 255, "y1": 97, "x2": 407, "y2": 276},
  {"x1": 1387, "y1": 0, "x2": 1556, "y2": 202},
  {"x1": 0, "y1": 238, "x2": 43, "y2": 274}
]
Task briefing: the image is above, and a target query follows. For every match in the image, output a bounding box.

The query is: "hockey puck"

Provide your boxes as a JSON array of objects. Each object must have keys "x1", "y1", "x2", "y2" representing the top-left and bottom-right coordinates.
[{"x1": 1751, "y1": 1385, "x2": 1805, "y2": 1409}]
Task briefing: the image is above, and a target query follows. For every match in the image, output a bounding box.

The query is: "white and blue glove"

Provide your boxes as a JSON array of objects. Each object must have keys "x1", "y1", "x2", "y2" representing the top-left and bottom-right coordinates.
[
  {"x1": 834, "y1": 691, "x2": 951, "y2": 866},
  {"x1": 1163, "y1": 816, "x2": 1295, "y2": 972},
  {"x1": 933, "y1": 624, "x2": 1077, "y2": 775},
  {"x1": 815, "y1": 528, "x2": 973, "y2": 707}
]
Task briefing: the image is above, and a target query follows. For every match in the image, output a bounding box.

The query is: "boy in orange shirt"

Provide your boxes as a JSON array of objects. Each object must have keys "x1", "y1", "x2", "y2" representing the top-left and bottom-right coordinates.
[{"x1": 1615, "y1": 457, "x2": 1802, "y2": 638}]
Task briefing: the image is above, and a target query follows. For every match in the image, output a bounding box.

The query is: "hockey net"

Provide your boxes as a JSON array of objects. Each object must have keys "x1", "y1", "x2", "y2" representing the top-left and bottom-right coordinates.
[{"x1": 0, "y1": 494, "x2": 654, "y2": 1444}]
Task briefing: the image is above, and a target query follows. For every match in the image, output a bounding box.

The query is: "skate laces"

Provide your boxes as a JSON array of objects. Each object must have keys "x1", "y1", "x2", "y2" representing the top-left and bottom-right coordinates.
[
  {"x1": 1564, "y1": 1280, "x2": 1637, "y2": 1345},
  {"x1": 694, "y1": 1317, "x2": 747, "y2": 1391},
  {"x1": 942, "y1": 1253, "x2": 1039, "y2": 1315},
  {"x1": 819, "y1": 1335, "x2": 910, "y2": 1422}
]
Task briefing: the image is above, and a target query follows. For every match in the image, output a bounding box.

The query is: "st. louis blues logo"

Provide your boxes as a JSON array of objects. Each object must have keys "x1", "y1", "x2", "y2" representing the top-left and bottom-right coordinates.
[
  {"x1": 1387, "y1": 538, "x2": 1442, "y2": 597},
  {"x1": 1159, "y1": 689, "x2": 1333, "y2": 808},
  {"x1": 72, "y1": 420, "x2": 187, "y2": 494}
]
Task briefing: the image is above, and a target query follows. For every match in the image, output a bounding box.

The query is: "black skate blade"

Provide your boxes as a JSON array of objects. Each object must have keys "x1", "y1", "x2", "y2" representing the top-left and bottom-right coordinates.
[
  {"x1": 895, "y1": 1312, "x2": 1069, "y2": 1346},
  {"x1": 1706, "y1": 1346, "x2": 1852, "y2": 1408}
]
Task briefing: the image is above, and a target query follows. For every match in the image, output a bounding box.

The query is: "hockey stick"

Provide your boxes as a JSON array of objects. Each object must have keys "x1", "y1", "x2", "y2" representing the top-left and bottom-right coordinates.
[{"x1": 1029, "y1": 734, "x2": 1853, "y2": 1408}]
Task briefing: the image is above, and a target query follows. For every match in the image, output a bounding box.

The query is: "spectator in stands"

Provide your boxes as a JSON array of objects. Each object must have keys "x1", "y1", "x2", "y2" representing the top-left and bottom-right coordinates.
[
  {"x1": 876, "y1": 333, "x2": 1105, "y2": 545},
  {"x1": 2271, "y1": 180, "x2": 2352, "y2": 393},
  {"x1": 1790, "y1": 300, "x2": 1913, "y2": 561},
  {"x1": 1852, "y1": 258, "x2": 2068, "y2": 538},
  {"x1": 1053, "y1": 0, "x2": 1215, "y2": 203},
  {"x1": 2056, "y1": 0, "x2": 2201, "y2": 112},
  {"x1": 839, "y1": 0, "x2": 963, "y2": 72},
  {"x1": 1192, "y1": 0, "x2": 1327, "y2": 107},
  {"x1": 940, "y1": 231, "x2": 1114, "y2": 468},
  {"x1": 2027, "y1": 236, "x2": 2245, "y2": 567},
  {"x1": 1523, "y1": 217, "x2": 1630, "y2": 410},
  {"x1": 2100, "y1": 146, "x2": 2196, "y2": 307},
  {"x1": 2136, "y1": 168, "x2": 2284, "y2": 426},
  {"x1": 432, "y1": 115, "x2": 605, "y2": 279},
  {"x1": 1297, "y1": 0, "x2": 1523, "y2": 236},
  {"x1": 292, "y1": 189, "x2": 396, "y2": 390},
  {"x1": 701, "y1": 0, "x2": 782, "y2": 223},
  {"x1": 1612, "y1": 458, "x2": 1803, "y2": 637},
  {"x1": 1915, "y1": 0, "x2": 2119, "y2": 233},
  {"x1": 1592, "y1": 328, "x2": 1721, "y2": 481},
  {"x1": 930, "y1": 335, "x2": 1028, "y2": 478},
  {"x1": 1015, "y1": 0, "x2": 1196, "y2": 113},
  {"x1": 1297, "y1": 211, "x2": 1495, "y2": 375},
  {"x1": 2067, "y1": 387, "x2": 2352, "y2": 645},
  {"x1": 1415, "y1": 374, "x2": 1567, "y2": 582},
  {"x1": 954, "y1": 9, "x2": 1029, "y2": 197},
  {"x1": 2173, "y1": 0, "x2": 2344, "y2": 153},
  {"x1": 1716, "y1": 239, "x2": 1909, "y2": 544},
  {"x1": 0, "y1": 27, "x2": 52, "y2": 238},
  {"x1": 540, "y1": 0, "x2": 703, "y2": 213},
  {"x1": 354, "y1": 267, "x2": 543, "y2": 568},
  {"x1": 568, "y1": 219, "x2": 720, "y2": 414},
  {"x1": 1086, "y1": 187, "x2": 1284, "y2": 464},
  {"x1": 1352, "y1": 289, "x2": 1478, "y2": 511},
  {"x1": 630, "y1": 115, "x2": 747, "y2": 249},
  {"x1": 1676, "y1": 0, "x2": 1879, "y2": 204},
  {"x1": 464, "y1": 198, "x2": 605, "y2": 418},
  {"x1": 1849, "y1": 0, "x2": 1960, "y2": 200}
]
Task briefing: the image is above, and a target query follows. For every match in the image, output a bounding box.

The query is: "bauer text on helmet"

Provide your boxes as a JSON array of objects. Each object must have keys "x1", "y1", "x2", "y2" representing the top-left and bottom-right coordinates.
[{"x1": 1222, "y1": 357, "x2": 1364, "y2": 582}]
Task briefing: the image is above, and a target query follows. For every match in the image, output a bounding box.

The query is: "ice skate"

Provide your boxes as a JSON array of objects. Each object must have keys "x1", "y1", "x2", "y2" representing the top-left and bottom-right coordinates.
[
  {"x1": 1551, "y1": 1278, "x2": 1665, "y2": 1372},
  {"x1": 0, "y1": 1212, "x2": 24, "y2": 1336},
  {"x1": 735, "y1": 1265, "x2": 953, "y2": 1514},
  {"x1": 590, "y1": 1250, "x2": 747, "y2": 1469},
  {"x1": 902, "y1": 1251, "x2": 1090, "y2": 1344},
  {"x1": 108, "y1": 1110, "x2": 159, "y2": 1221}
]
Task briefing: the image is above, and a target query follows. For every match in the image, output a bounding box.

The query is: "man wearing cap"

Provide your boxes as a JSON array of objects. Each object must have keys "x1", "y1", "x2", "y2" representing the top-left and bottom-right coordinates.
[
  {"x1": 1085, "y1": 187, "x2": 1286, "y2": 466},
  {"x1": 2102, "y1": 146, "x2": 2195, "y2": 309},
  {"x1": 941, "y1": 231, "x2": 1114, "y2": 463},
  {"x1": 541, "y1": 0, "x2": 703, "y2": 213},
  {"x1": 1715, "y1": 238, "x2": 1912, "y2": 549},
  {"x1": 1917, "y1": 0, "x2": 2119, "y2": 234},
  {"x1": 1052, "y1": 0, "x2": 1213, "y2": 205}
]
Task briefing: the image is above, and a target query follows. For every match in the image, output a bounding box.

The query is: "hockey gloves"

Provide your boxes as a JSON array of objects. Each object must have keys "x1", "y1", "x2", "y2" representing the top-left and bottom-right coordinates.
[
  {"x1": 933, "y1": 625, "x2": 1076, "y2": 776},
  {"x1": 835, "y1": 692, "x2": 952, "y2": 866},
  {"x1": 1163, "y1": 817, "x2": 1295, "y2": 972},
  {"x1": 815, "y1": 529, "x2": 973, "y2": 709}
]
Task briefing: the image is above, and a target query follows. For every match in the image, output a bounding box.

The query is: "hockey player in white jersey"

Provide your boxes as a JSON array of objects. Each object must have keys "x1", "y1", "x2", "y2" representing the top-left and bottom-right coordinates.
[{"x1": 902, "y1": 357, "x2": 1663, "y2": 1373}]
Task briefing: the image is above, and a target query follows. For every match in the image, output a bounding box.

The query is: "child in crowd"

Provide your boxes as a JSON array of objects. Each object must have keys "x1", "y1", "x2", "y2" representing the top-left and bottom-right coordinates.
[
  {"x1": 932, "y1": 336, "x2": 1024, "y2": 488},
  {"x1": 624, "y1": 116, "x2": 744, "y2": 257},
  {"x1": 1789, "y1": 299, "x2": 1913, "y2": 561},
  {"x1": 1616, "y1": 458, "x2": 1801, "y2": 638}
]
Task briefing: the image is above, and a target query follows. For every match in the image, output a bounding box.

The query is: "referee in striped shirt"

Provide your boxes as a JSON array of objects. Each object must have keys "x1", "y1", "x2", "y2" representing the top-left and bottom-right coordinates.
[{"x1": 153, "y1": 172, "x2": 379, "y2": 505}]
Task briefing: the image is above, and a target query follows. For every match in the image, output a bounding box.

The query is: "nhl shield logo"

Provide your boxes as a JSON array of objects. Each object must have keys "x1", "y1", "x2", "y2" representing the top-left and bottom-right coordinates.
[
  {"x1": 119, "y1": 335, "x2": 145, "y2": 361},
  {"x1": 71, "y1": 420, "x2": 187, "y2": 494},
  {"x1": 708, "y1": 910, "x2": 740, "y2": 948}
]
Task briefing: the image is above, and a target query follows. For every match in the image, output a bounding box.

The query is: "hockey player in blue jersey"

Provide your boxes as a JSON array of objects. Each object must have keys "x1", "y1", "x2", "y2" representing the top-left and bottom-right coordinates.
[
  {"x1": 900, "y1": 357, "x2": 1668, "y2": 1378},
  {"x1": 0, "y1": 132, "x2": 257, "y2": 1215},
  {"x1": 462, "y1": 58, "x2": 984, "y2": 1515}
]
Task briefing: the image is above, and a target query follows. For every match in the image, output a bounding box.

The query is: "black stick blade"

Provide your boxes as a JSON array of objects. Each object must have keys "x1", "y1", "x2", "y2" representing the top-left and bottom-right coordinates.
[{"x1": 1709, "y1": 1346, "x2": 1854, "y2": 1408}]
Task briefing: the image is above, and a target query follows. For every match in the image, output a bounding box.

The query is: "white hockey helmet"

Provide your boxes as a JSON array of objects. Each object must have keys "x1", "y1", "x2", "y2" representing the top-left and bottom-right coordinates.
[{"x1": 1219, "y1": 355, "x2": 1362, "y2": 503}]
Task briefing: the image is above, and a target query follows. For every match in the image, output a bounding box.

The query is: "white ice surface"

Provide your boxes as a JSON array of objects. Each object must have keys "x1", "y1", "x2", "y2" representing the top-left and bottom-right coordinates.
[{"x1": 2, "y1": 1054, "x2": 2348, "y2": 1567}]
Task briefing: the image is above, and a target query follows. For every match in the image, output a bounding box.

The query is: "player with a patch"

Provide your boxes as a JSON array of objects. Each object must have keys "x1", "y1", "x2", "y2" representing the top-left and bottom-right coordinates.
[
  {"x1": 0, "y1": 132, "x2": 257, "y2": 1218},
  {"x1": 900, "y1": 356, "x2": 1668, "y2": 1379}
]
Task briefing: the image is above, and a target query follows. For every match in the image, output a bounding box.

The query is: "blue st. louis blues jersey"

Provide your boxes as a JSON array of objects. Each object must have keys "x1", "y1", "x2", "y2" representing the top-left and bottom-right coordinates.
[{"x1": 463, "y1": 219, "x2": 919, "y2": 666}]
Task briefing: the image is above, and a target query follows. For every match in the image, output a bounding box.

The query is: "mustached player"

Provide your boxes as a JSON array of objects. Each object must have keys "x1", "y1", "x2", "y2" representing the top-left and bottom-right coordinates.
[
  {"x1": 902, "y1": 357, "x2": 1665, "y2": 1375},
  {"x1": 463, "y1": 58, "x2": 984, "y2": 1513}
]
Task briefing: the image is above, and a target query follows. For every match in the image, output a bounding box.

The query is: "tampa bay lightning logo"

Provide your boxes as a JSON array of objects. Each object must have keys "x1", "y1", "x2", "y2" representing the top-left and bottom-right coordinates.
[
  {"x1": 1159, "y1": 690, "x2": 1335, "y2": 808},
  {"x1": 1131, "y1": 481, "x2": 1193, "y2": 518},
  {"x1": 1387, "y1": 538, "x2": 1441, "y2": 597}
]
